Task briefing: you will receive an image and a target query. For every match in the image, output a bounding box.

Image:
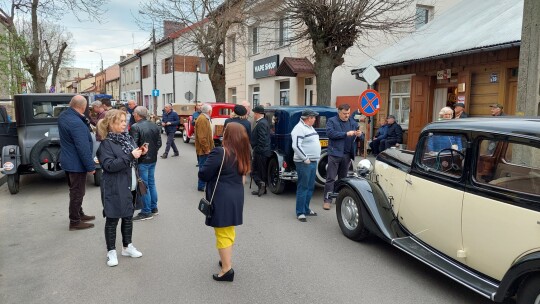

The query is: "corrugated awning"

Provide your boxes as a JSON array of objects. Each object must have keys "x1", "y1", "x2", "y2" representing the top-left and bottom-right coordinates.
[
  {"x1": 275, "y1": 57, "x2": 315, "y2": 77},
  {"x1": 353, "y1": 0, "x2": 523, "y2": 73}
]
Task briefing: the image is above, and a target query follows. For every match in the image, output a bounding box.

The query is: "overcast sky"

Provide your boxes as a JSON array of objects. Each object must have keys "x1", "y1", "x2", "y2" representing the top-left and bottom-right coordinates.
[{"x1": 65, "y1": 0, "x2": 153, "y2": 74}]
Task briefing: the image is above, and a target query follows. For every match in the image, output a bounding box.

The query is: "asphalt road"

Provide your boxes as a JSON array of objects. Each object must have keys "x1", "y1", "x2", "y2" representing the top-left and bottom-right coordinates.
[{"x1": 0, "y1": 135, "x2": 511, "y2": 304}]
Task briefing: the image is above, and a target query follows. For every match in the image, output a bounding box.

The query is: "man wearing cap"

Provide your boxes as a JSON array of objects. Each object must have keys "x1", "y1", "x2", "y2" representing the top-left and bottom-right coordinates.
[
  {"x1": 454, "y1": 103, "x2": 468, "y2": 118},
  {"x1": 224, "y1": 104, "x2": 251, "y2": 137},
  {"x1": 323, "y1": 104, "x2": 362, "y2": 210},
  {"x1": 379, "y1": 115, "x2": 403, "y2": 151},
  {"x1": 251, "y1": 105, "x2": 271, "y2": 196},
  {"x1": 490, "y1": 104, "x2": 505, "y2": 116},
  {"x1": 291, "y1": 110, "x2": 321, "y2": 222}
]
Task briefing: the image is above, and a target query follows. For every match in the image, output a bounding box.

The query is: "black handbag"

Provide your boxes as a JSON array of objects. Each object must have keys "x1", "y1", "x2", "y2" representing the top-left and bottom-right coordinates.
[{"x1": 198, "y1": 148, "x2": 225, "y2": 217}]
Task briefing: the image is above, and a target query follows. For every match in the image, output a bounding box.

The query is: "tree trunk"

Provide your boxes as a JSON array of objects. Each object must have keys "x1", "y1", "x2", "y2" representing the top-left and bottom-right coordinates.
[
  {"x1": 207, "y1": 60, "x2": 226, "y2": 102},
  {"x1": 313, "y1": 54, "x2": 336, "y2": 106}
]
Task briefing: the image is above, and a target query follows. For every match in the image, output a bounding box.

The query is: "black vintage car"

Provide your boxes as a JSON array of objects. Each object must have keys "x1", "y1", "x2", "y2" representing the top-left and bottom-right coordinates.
[
  {"x1": 1, "y1": 94, "x2": 102, "y2": 194},
  {"x1": 264, "y1": 106, "x2": 345, "y2": 194},
  {"x1": 334, "y1": 118, "x2": 540, "y2": 303}
]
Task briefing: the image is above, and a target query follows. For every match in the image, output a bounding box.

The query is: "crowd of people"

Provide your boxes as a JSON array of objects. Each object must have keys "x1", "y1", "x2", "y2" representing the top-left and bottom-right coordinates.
[{"x1": 58, "y1": 95, "x2": 496, "y2": 280}]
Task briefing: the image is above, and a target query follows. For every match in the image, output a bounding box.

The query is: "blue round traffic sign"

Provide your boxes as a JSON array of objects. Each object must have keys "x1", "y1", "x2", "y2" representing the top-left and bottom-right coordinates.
[{"x1": 358, "y1": 89, "x2": 380, "y2": 117}]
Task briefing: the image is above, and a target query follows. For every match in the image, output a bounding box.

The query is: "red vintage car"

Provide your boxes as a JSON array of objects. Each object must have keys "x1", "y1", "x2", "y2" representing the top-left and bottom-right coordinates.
[{"x1": 182, "y1": 102, "x2": 235, "y2": 145}]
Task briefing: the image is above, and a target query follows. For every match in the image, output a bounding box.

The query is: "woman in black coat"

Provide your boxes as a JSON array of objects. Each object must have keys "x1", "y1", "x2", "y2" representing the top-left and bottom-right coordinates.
[
  {"x1": 96, "y1": 109, "x2": 148, "y2": 267},
  {"x1": 199, "y1": 123, "x2": 251, "y2": 282}
]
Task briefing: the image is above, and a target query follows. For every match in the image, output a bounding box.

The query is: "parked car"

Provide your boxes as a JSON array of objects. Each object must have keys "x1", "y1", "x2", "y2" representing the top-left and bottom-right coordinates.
[
  {"x1": 333, "y1": 117, "x2": 540, "y2": 303},
  {"x1": 182, "y1": 102, "x2": 235, "y2": 145},
  {"x1": 1, "y1": 94, "x2": 102, "y2": 194},
  {"x1": 264, "y1": 106, "x2": 352, "y2": 194},
  {"x1": 155, "y1": 103, "x2": 194, "y2": 135}
]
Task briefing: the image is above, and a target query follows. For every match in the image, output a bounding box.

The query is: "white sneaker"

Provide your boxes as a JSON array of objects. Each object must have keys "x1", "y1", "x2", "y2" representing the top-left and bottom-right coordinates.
[
  {"x1": 107, "y1": 250, "x2": 118, "y2": 267},
  {"x1": 121, "y1": 243, "x2": 142, "y2": 258}
]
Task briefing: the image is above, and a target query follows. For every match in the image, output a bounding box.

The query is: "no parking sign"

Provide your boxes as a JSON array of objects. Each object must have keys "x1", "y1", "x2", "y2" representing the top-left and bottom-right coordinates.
[{"x1": 358, "y1": 89, "x2": 380, "y2": 117}]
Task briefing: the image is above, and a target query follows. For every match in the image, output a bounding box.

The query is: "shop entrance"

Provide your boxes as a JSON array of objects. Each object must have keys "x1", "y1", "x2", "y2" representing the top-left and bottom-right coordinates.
[{"x1": 433, "y1": 86, "x2": 457, "y2": 121}]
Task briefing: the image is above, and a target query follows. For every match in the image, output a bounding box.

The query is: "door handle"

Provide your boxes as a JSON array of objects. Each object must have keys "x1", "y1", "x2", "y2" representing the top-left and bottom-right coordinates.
[{"x1": 406, "y1": 177, "x2": 412, "y2": 185}]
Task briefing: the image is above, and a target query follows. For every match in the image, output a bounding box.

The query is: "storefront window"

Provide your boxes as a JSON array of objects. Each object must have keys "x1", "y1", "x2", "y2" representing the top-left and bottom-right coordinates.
[
  {"x1": 390, "y1": 78, "x2": 411, "y2": 128},
  {"x1": 279, "y1": 81, "x2": 290, "y2": 106},
  {"x1": 252, "y1": 86, "x2": 260, "y2": 106}
]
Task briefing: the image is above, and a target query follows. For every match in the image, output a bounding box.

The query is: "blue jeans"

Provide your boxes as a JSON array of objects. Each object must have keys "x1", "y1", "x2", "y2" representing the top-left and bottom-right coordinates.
[
  {"x1": 197, "y1": 154, "x2": 208, "y2": 190},
  {"x1": 295, "y1": 161, "x2": 317, "y2": 216},
  {"x1": 138, "y1": 163, "x2": 158, "y2": 214}
]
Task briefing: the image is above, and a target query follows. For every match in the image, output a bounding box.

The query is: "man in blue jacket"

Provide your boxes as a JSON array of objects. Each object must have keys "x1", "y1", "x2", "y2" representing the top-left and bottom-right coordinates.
[
  {"x1": 58, "y1": 95, "x2": 96, "y2": 231},
  {"x1": 160, "y1": 103, "x2": 180, "y2": 158},
  {"x1": 323, "y1": 104, "x2": 363, "y2": 210}
]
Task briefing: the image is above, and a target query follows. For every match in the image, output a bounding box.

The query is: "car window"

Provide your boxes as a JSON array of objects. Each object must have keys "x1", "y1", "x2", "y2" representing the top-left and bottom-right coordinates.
[
  {"x1": 314, "y1": 116, "x2": 327, "y2": 129},
  {"x1": 217, "y1": 107, "x2": 231, "y2": 116},
  {"x1": 32, "y1": 100, "x2": 70, "y2": 119},
  {"x1": 475, "y1": 139, "x2": 540, "y2": 196},
  {"x1": 416, "y1": 133, "x2": 467, "y2": 178}
]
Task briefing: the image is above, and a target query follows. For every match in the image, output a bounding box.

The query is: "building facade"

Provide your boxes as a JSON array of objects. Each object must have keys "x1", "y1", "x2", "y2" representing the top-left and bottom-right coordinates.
[
  {"x1": 119, "y1": 53, "x2": 142, "y2": 104},
  {"x1": 56, "y1": 67, "x2": 91, "y2": 93}
]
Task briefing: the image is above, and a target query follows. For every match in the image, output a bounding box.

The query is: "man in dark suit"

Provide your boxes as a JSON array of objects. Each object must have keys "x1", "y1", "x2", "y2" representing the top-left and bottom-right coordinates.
[
  {"x1": 58, "y1": 95, "x2": 96, "y2": 231},
  {"x1": 131, "y1": 106, "x2": 162, "y2": 221},
  {"x1": 379, "y1": 115, "x2": 403, "y2": 151},
  {"x1": 160, "y1": 104, "x2": 180, "y2": 158},
  {"x1": 323, "y1": 103, "x2": 362, "y2": 210},
  {"x1": 251, "y1": 105, "x2": 271, "y2": 196},
  {"x1": 454, "y1": 102, "x2": 468, "y2": 118}
]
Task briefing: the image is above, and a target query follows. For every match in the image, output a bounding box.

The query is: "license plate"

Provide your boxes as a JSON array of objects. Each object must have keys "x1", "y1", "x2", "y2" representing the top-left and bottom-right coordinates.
[{"x1": 320, "y1": 139, "x2": 328, "y2": 147}]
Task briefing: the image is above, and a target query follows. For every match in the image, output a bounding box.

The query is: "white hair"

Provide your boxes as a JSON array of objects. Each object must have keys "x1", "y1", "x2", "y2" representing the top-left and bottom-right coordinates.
[{"x1": 201, "y1": 104, "x2": 212, "y2": 114}]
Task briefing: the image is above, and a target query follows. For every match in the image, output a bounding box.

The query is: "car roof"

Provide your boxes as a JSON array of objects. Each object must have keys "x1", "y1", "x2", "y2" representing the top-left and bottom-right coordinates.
[
  {"x1": 266, "y1": 106, "x2": 337, "y2": 114},
  {"x1": 423, "y1": 117, "x2": 540, "y2": 138}
]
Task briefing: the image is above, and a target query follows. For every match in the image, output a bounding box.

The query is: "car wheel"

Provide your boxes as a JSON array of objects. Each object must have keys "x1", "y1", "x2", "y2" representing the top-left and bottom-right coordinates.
[
  {"x1": 94, "y1": 169, "x2": 102, "y2": 187},
  {"x1": 7, "y1": 174, "x2": 20, "y2": 195},
  {"x1": 517, "y1": 274, "x2": 540, "y2": 304},
  {"x1": 30, "y1": 138, "x2": 65, "y2": 180},
  {"x1": 183, "y1": 130, "x2": 190, "y2": 143},
  {"x1": 336, "y1": 187, "x2": 370, "y2": 241},
  {"x1": 267, "y1": 157, "x2": 285, "y2": 194}
]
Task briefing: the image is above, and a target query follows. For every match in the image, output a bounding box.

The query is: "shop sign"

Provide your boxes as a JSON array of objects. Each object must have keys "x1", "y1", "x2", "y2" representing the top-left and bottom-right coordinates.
[
  {"x1": 253, "y1": 55, "x2": 279, "y2": 79},
  {"x1": 490, "y1": 72, "x2": 498, "y2": 83},
  {"x1": 436, "y1": 69, "x2": 452, "y2": 80}
]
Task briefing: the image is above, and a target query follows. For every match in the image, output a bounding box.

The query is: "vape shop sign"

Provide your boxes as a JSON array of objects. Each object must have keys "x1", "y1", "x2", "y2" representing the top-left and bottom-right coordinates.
[{"x1": 253, "y1": 55, "x2": 280, "y2": 79}]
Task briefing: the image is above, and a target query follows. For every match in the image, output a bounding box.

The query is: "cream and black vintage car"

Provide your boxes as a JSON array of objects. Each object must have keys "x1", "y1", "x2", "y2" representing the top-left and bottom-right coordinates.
[{"x1": 334, "y1": 118, "x2": 540, "y2": 304}]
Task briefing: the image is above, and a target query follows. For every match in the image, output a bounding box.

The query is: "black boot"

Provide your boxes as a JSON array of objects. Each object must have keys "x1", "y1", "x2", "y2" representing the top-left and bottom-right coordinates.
[
  {"x1": 251, "y1": 183, "x2": 261, "y2": 195},
  {"x1": 258, "y1": 182, "x2": 266, "y2": 197}
]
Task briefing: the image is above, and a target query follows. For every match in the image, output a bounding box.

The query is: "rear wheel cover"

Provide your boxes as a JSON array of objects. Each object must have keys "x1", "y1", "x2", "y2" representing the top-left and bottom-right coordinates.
[{"x1": 29, "y1": 138, "x2": 64, "y2": 179}]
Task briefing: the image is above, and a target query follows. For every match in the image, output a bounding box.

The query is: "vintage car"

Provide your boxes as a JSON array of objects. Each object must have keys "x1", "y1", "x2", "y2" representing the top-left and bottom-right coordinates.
[
  {"x1": 155, "y1": 103, "x2": 194, "y2": 135},
  {"x1": 1, "y1": 94, "x2": 102, "y2": 194},
  {"x1": 264, "y1": 106, "x2": 351, "y2": 194},
  {"x1": 334, "y1": 118, "x2": 540, "y2": 303},
  {"x1": 182, "y1": 102, "x2": 235, "y2": 145}
]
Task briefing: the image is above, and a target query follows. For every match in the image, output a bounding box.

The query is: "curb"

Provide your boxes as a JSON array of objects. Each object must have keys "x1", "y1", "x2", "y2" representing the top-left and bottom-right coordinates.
[{"x1": 0, "y1": 174, "x2": 5, "y2": 187}]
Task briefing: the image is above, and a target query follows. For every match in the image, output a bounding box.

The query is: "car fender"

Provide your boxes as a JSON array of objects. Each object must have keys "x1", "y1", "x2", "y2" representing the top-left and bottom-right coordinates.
[
  {"x1": 270, "y1": 150, "x2": 285, "y2": 168},
  {"x1": 494, "y1": 251, "x2": 540, "y2": 302},
  {"x1": 335, "y1": 177, "x2": 406, "y2": 243},
  {"x1": 1, "y1": 145, "x2": 20, "y2": 174}
]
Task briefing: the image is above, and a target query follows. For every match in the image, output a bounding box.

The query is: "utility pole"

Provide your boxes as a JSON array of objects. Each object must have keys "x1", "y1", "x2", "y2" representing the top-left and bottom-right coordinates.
[
  {"x1": 517, "y1": 0, "x2": 540, "y2": 116},
  {"x1": 152, "y1": 23, "x2": 158, "y2": 116}
]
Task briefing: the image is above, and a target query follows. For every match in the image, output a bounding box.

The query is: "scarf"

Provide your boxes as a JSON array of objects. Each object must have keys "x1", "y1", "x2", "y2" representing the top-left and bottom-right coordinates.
[{"x1": 106, "y1": 132, "x2": 137, "y2": 167}]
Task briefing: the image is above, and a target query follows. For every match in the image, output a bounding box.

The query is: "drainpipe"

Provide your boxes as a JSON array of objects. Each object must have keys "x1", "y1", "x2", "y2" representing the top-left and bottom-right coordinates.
[
  {"x1": 172, "y1": 38, "x2": 176, "y2": 103},
  {"x1": 139, "y1": 54, "x2": 143, "y2": 106}
]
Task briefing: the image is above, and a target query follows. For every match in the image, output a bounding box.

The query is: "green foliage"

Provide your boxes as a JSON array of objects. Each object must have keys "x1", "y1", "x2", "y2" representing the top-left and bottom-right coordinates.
[{"x1": 0, "y1": 31, "x2": 29, "y2": 95}]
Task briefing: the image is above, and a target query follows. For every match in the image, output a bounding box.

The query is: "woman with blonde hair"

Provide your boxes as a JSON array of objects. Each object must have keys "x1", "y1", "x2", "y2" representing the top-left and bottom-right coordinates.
[
  {"x1": 96, "y1": 109, "x2": 148, "y2": 267},
  {"x1": 199, "y1": 122, "x2": 251, "y2": 282}
]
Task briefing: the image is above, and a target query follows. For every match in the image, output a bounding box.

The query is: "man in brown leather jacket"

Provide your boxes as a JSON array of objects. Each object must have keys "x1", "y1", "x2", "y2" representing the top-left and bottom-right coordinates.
[{"x1": 195, "y1": 104, "x2": 214, "y2": 191}]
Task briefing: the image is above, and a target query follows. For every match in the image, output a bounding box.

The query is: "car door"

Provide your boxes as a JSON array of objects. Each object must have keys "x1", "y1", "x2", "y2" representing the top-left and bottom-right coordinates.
[
  {"x1": 398, "y1": 132, "x2": 467, "y2": 260},
  {"x1": 462, "y1": 137, "x2": 540, "y2": 281}
]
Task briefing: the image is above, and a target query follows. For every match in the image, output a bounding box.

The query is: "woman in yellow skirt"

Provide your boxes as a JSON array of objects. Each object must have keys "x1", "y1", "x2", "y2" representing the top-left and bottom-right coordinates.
[{"x1": 199, "y1": 123, "x2": 251, "y2": 282}]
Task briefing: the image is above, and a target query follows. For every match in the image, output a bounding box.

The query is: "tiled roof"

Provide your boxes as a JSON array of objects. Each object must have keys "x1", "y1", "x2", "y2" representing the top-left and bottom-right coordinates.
[{"x1": 275, "y1": 57, "x2": 314, "y2": 77}]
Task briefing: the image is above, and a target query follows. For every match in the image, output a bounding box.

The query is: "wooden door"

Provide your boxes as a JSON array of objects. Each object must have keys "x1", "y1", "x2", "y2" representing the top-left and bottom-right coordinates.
[{"x1": 407, "y1": 76, "x2": 430, "y2": 149}]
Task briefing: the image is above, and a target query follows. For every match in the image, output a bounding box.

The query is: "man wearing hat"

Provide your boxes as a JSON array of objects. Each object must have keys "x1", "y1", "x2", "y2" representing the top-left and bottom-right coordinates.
[
  {"x1": 250, "y1": 105, "x2": 271, "y2": 196},
  {"x1": 490, "y1": 103, "x2": 505, "y2": 116},
  {"x1": 453, "y1": 102, "x2": 468, "y2": 118},
  {"x1": 291, "y1": 109, "x2": 321, "y2": 222},
  {"x1": 224, "y1": 104, "x2": 251, "y2": 137},
  {"x1": 378, "y1": 115, "x2": 403, "y2": 152}
]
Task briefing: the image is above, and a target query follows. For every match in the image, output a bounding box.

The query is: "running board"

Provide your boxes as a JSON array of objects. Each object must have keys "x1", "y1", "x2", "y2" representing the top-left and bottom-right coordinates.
[{"x1": 392, "y1": 237, "x2": 499, "y2": 301}]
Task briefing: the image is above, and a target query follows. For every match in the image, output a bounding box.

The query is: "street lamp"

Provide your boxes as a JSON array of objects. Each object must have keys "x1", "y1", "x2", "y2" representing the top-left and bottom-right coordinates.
[
  {"x1": 139, "y1": 10, "x2": 158, "y2": 116},
  {"x1": 89, "y1": 50, "x2": 103, "y2": 72}
]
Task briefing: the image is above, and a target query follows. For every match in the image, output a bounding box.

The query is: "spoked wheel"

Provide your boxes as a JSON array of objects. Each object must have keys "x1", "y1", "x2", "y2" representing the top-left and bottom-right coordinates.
[
  {"x1": 267, "y1": 157, "x2": 285, "y2": 194},
  {"x1": 7, "y1": 174, "x2": 20, "y2": 195},
  {"x1": 29, "y1": 138, "x2": 64, "y2": 179},
  {"x1": 336, "y1": 187, "x2": 370, "y2": 241}
]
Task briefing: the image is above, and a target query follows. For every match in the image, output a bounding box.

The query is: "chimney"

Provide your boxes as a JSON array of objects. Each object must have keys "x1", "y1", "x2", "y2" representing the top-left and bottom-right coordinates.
[
  {"x1": 163, "y1": 20, "x2": 185, "y2": 37},
  {"x1": 120, "y1": 55, "x2": 126, "y2": 62}
]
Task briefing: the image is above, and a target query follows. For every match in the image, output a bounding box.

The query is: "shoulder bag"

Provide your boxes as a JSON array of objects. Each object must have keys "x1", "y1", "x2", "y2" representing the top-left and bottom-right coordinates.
[{"x1": 198, "y1": 148, "x2": 225, "y2": 217}]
